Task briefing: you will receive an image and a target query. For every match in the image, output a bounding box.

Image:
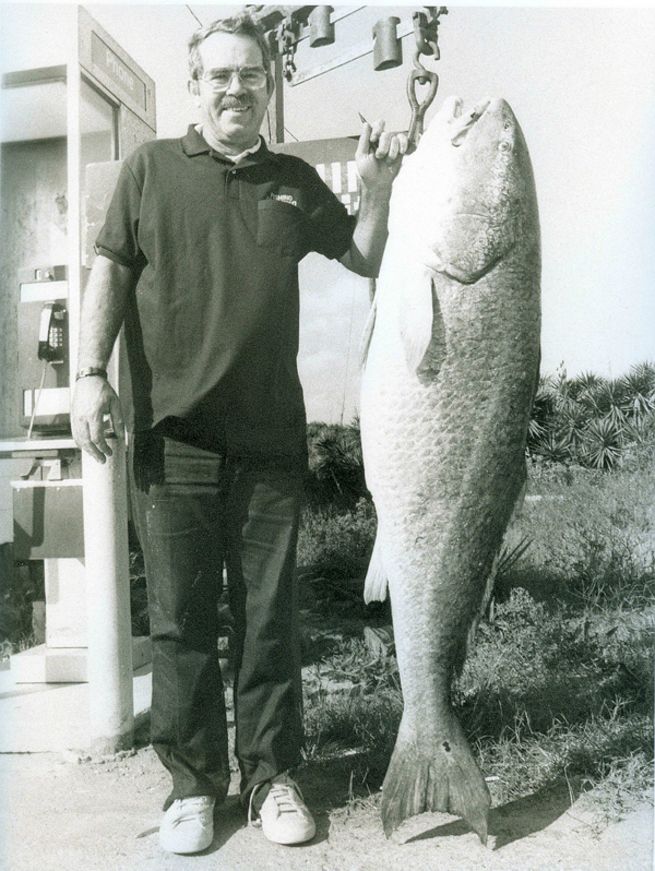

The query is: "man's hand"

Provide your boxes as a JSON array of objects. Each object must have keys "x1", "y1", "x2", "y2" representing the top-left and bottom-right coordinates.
[
  {"x1": 338, "y1": 120, "x2": 408, "y2": 278},
  {"x1": 356, "y1": 119, "x2": 408, "y2": 191},
  {"x1": 71, "y1": 376, "x2": 124, "y2": 463}
]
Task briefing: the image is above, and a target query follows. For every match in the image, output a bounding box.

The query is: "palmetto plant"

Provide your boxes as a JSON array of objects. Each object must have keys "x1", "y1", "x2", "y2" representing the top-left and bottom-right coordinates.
[
  {"x1": 619, "y1": 362, "x2": 655, "y2": 420},
  {"x1": 580, "y1": 417, "x2": 623, "y2": 470},
  {"x1": 527, "y1": 362, "x2": 655, "y2": 470},
  {"x1": 534, "y1": 431, "x2": 574, "y2": 465},
  {"x1": 567, "y1": 371, "x2": 604, "y2": 400}
]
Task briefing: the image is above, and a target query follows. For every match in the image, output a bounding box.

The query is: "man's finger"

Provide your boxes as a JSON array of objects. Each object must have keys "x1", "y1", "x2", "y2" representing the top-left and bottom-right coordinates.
[
  {"x1": 370, "y1": 118, "x2": 385, "y2": 146},
  {"x1": 88, "y1": 417, "x2": 113, "y2": 458},
  {"x1": 356, "y1": 122, "x2": 372, "y2": 159},
  {"x1": 109, "y1": 394, "x2": 125, "y2": 439},
  {"x1": 375, "y1": 130, "x2": 393, "y2": 160},
  {"x1": 76, "y1": 421, "x2": 107, "y2": 464},
  {"x1": 385, "y1": 135, "x2": 401, "y2": 163}
]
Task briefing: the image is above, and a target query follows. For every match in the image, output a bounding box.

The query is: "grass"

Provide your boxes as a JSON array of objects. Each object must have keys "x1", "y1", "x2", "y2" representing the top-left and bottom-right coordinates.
[
  {"x1": 502, "y1": 454, "x2": 655, "y2": 611},
  {"x1": 299, "y1": 437, "x2": 655, "y2": 832}
]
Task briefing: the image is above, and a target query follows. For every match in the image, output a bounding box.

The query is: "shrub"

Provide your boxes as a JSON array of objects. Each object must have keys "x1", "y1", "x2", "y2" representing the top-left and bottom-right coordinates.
[
  {"x1": 297, "y1": 497, "x2": 376, "y2": 582},
  {"x1": 305, "y1": 420, "x2": 368, "y2": 511}
]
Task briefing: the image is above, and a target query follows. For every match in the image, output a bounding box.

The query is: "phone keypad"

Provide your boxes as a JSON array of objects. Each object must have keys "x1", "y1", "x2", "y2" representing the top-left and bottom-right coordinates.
[{"x1": 49, "y1": 326, "x2": 64, "y2": 349}]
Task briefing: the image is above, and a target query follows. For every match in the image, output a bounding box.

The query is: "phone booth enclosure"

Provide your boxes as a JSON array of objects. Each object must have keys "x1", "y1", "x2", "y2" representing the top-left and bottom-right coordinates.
[{"x1": 0, "y1": 6, "x2": 155, "y2": 568}]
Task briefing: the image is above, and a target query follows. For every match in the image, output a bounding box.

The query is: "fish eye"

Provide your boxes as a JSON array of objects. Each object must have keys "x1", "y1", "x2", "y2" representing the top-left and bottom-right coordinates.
[{"x1": 499, "y1": 140, "x2": 512, "y2": 152}]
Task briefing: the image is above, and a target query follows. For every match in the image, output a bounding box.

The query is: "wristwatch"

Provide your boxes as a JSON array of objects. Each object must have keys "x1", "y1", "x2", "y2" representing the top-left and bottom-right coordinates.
[{"x1": 75, "y1": 367, "x2": 108, "y2": 381}]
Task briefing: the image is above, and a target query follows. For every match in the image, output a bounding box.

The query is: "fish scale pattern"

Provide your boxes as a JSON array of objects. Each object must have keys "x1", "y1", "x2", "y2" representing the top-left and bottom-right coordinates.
[{"x1": 360, "y1": 96, "x2": 541, "y2": 841}]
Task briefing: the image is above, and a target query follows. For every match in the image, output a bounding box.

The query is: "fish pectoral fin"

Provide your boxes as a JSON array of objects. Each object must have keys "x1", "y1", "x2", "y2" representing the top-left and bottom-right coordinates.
[
  {"x1": 399, "y1": 272, "x2": 447, "y2": 376},
  {"x1": 435, "y1": 213, "x2": 517, "y2": 285},
  {"x1": 364, "y1": 533, "x2": 388, "y2": 603}
]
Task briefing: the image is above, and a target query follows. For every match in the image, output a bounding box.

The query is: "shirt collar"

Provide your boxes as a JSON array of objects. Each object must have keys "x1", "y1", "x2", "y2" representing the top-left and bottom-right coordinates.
[{"x1": 181, "y1": 124, "x2": 279, "y2": 165}]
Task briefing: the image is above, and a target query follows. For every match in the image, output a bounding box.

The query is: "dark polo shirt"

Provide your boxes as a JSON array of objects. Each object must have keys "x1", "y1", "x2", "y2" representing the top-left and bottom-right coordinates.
[{"x1": 95, "y1": 125, "x2": 355, "y2": 458}]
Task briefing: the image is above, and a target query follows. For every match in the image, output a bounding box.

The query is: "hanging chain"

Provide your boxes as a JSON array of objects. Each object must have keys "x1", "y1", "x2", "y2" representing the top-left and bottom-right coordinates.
[
  {"x1": 276, "y1": 16, "x2": 299, "y2": 81},
  {"x1": 406, "y1": 7, "x2": 448, "y2": 148}
]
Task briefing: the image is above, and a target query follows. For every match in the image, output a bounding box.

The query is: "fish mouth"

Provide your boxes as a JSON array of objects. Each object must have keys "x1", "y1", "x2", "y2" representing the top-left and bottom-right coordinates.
[{"x1": 450, "y1": 100, "x2": 491, "y2": 147}]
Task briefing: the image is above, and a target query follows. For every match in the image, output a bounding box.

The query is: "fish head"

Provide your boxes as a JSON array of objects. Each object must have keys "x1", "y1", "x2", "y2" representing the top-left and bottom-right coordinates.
[{"x1": 390, "y1": 96, "x2": 537, "y2": 282}]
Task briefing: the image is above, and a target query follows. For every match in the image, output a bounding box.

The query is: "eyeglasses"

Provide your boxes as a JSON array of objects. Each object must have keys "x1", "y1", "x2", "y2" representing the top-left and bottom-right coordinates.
[{"x1": 199, "y1": 67, "x2": 268, "y2": 90}]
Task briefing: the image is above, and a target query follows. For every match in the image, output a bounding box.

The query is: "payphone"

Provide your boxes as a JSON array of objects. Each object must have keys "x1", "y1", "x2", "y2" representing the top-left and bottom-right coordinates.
[{"x1": 18, "y1": 266, "x2": 70, "y2": 435}]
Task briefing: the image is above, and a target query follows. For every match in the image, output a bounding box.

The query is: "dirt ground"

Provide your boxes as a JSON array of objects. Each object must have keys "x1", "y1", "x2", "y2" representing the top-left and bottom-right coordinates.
[{"x1": 2, "y1": 741, "x2": 652, "y2": 871}]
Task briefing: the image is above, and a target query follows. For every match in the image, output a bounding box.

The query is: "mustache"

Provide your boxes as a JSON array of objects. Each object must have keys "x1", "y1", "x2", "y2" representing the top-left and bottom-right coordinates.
[{"x1": 220, "y1": 98, "x2": 251, "y2": 110}]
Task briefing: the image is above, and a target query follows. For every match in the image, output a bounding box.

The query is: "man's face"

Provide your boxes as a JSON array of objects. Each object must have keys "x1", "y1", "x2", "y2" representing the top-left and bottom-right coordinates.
[{"x1": 191, "y1": 31, "x2": 273, "y2": 151}]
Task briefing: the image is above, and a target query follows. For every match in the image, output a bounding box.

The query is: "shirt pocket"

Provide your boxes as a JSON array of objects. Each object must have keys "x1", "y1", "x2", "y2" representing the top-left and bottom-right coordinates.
[{"x1": 256, "y1": 199, "x2": 307, "y2": 259}]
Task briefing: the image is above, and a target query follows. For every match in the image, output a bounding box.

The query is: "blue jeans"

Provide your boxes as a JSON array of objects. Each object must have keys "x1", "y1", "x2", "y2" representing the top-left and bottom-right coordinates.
[{"x1": 129, "y1": 431, "x2": 305, "y2": 811}]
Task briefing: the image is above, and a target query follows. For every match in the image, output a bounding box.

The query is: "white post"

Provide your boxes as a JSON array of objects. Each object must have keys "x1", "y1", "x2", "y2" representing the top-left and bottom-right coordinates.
[{"x1": 82, "y1": 435, "x2": 134, "y2": 753}]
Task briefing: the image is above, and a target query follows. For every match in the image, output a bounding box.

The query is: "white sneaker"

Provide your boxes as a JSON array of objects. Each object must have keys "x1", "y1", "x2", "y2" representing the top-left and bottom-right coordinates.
[
  {"x1": 251, "y1": 773, "x2": 316, "y2": 845},
  {"x1": 159, "y1": 795, "x2": 215, "y2": 854}
]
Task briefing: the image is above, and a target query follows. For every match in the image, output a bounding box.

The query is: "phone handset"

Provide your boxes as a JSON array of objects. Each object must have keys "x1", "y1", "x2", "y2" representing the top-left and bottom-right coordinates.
[{"x1": 37, "y1": 302, "x2": 66, "y2": 363}]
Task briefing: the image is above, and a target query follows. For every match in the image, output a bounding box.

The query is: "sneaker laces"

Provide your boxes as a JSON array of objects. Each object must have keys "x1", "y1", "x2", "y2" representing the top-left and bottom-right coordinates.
[
  {"x1": 248, "y1": 773, "x2": 306, "y2": 825},
  {"x1": 270, "y1": 781, "x2": 306, "y2": 815}
]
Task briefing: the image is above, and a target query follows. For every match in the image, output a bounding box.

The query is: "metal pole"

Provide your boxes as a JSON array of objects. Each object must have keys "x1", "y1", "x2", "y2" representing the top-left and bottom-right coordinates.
[
  {"x1": 82, "y1": 435, "x2": 133, "y2": 754},
  {"x1": 274, "y1": 53, "x2": 285, "y2": 143}
]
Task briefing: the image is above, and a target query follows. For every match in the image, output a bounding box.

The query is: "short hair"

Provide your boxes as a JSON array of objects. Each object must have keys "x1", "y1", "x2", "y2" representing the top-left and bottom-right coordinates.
[{"x1": 188, "y1": 12, "x2": 273, "y2": 83}]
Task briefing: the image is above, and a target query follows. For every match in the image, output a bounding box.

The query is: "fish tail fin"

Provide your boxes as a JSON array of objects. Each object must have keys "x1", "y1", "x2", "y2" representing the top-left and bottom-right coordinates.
[
  {"x1": 381, "y1": 717, "x2": 490, "y2": 844},
  {"x1": 364, "y1": 532, "x2": 388, "y2": 604}
]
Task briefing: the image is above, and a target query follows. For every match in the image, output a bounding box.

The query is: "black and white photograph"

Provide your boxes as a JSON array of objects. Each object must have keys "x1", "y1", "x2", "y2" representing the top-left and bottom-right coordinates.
[{"x1": 0, "y1": 3, "x2": 653, "y2": 869}]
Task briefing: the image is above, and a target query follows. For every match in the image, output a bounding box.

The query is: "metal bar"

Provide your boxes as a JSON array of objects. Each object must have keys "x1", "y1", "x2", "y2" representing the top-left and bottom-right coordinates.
[
  {"x1": 290, "y1": 20, "x2": 414, "y2": 86},
  {"x1": 82, "y1": 436, "x2": 134, "y2": 753},
  {"x1": 67, "y1": 61, "x2": 82, "y2": 414},
  {"x1": 2, "y1": 66, "x2": 67, "y2": 88},
  {"x1": 274, "y1": 54, "x2": 285, "y2": 143}
]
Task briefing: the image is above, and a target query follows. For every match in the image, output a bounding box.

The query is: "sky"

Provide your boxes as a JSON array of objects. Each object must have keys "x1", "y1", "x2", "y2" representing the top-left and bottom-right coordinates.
[{"x1": 1, "y1": 2, "x2": 655, "y2": 423}]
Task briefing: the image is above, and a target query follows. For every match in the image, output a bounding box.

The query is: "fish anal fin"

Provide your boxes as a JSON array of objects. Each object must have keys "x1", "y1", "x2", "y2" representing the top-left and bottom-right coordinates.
[
  {"x1": 381, "y1": 718, "x2": 490, "y2": 845},
  {"x1": 399, "y1": 271, "x2": 447, "y2": 377},
  {"x1": 364, "y1": 533, "x2": 388, "y2": 604}
]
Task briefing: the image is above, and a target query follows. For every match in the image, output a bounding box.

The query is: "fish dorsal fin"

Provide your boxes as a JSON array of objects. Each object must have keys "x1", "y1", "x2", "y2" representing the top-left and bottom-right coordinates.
[
  {"x1": 359, "y1": 294, "x2": 378, "y2": 370},
  {"x1": 399, "y1": 264, "x2": 447, "y2": 376}
]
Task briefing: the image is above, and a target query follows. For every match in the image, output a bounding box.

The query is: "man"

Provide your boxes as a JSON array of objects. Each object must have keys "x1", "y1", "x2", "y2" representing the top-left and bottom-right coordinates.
[{"x1": 72, "y1": 12, "x2": 406, "y2": 856}]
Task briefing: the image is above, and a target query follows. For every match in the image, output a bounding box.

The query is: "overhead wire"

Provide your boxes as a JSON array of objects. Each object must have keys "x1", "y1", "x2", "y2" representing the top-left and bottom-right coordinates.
[{"x1": 186, "y1": 5, "x2": 203, "y2": 27}]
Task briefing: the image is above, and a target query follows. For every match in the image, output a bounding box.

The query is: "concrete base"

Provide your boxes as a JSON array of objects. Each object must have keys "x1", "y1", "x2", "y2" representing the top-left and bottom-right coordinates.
[
  {"x1": 9, "y1": 636, "x2": 151, "y2": 683},
  {"x1": 0, "y1": 660, "x2": 152, "y2": 753}
]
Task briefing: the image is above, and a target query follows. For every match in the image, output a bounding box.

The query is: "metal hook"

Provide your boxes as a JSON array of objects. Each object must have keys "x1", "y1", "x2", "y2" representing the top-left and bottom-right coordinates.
[{"x1": 406, "y1": 65, "x2": 439, "y2": 147}]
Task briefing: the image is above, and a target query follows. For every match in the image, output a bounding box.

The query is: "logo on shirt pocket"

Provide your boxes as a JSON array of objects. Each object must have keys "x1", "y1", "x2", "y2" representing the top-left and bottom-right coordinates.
[{"x1": 268, "y1": 192, "x2": 298, "y2": 208}]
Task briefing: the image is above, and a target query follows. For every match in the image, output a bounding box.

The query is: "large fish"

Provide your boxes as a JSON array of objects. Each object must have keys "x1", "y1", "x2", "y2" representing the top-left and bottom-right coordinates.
[{"x1": 359, "y1": 96, "x2": 541, "y2": 843}]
